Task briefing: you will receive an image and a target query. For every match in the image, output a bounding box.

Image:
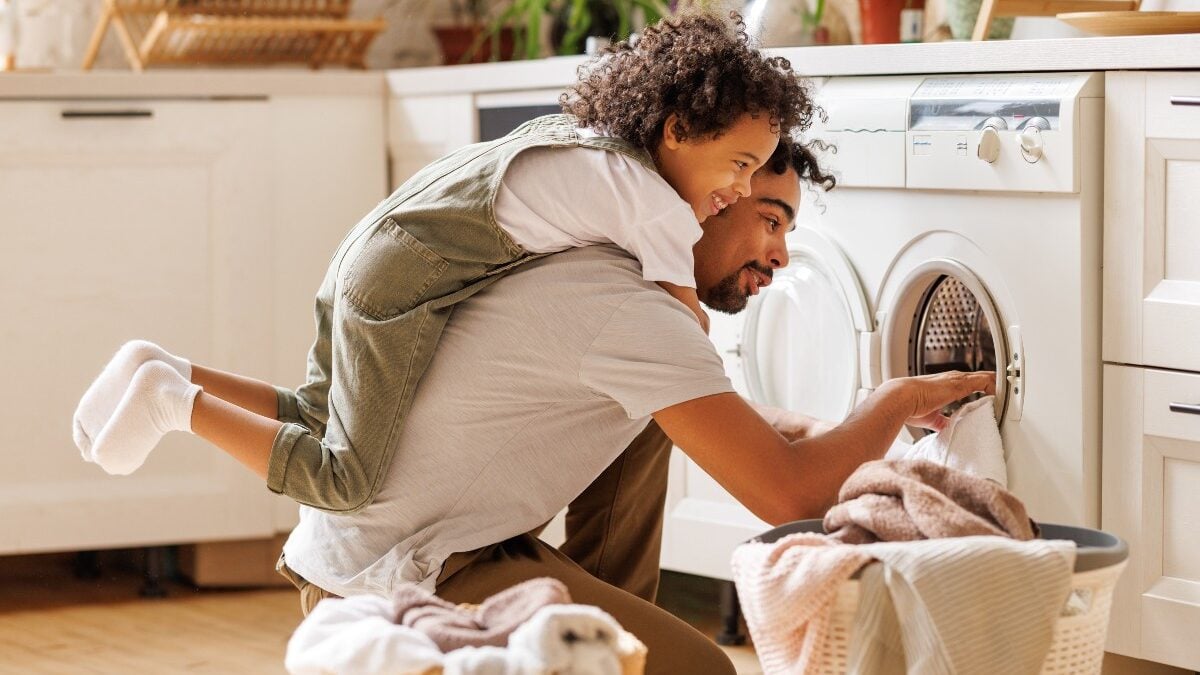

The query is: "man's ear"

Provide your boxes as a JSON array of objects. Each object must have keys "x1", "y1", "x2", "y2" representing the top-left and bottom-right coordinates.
[{"x1": 661, "y1": 113, "x2": 687, "y2": 151}]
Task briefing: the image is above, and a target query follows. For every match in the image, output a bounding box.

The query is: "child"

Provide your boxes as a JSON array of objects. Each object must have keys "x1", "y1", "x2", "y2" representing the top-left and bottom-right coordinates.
[{"x1": 72, "y1": 11, "x2": 823, "y2": 513}]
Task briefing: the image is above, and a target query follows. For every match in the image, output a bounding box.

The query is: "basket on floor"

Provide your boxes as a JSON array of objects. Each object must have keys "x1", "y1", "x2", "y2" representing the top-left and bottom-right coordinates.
[{"x1": 751, "y1": 521, "x2": 1128, "y2": 675}]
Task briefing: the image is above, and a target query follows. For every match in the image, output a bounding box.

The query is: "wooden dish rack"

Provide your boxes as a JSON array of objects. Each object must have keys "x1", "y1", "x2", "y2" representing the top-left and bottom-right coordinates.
[{"x1": 82, "y1": 0, "x2": 386, "y2": 71}]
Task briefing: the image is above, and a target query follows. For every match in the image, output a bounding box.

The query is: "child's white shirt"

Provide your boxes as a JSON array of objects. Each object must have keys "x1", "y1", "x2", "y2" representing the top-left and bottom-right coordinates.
[{"x1": 493, "y1": 137, "x2": 701, "y2": 288}]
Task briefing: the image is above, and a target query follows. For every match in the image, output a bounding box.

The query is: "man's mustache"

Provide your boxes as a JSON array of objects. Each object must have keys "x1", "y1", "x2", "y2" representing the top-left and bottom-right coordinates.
[{"x1": 743, "y1": 261, "x2": 773, "y2": 284}]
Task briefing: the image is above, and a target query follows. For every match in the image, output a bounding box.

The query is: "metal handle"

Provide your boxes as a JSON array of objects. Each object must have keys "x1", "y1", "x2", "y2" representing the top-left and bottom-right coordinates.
[
  {"x1": 1169, "y1": 402, "x2": 1200, "y2": 415},
  {"x1": 1170, "y1": 97, "x2": 1200, "y2": 107},
  {"x1": 61, "y1": 109, "x2": 154, "y2": 119}
]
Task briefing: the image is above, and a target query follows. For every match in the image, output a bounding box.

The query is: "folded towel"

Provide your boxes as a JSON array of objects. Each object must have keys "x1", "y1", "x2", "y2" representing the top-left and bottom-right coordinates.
[
  {"x1": 285, "y1": 595, "x2": 444, "y2": 675},
  {"x1": 507, "y1": 604, "x2": 625, "y2": 675},
  {"x1": 393, "y1": 577, "x2": 571, "y2": 651},
  {"x1": 885, "y1": 395, "x2": 1008, "y2": 486},
  {"x1": 824, "y1": 459, "x2": 1037, "y2": 544}
]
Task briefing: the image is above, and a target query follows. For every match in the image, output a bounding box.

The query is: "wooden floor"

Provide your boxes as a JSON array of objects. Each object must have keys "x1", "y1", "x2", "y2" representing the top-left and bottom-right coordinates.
[{"x1": 0, "y1": 551, "x2": 760, "y2": 674}]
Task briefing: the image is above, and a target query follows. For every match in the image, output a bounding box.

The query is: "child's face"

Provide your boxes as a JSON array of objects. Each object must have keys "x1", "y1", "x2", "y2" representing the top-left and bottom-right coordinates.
[{"x1": 656, "y1": 112, "x2": 780, "y2": 223}]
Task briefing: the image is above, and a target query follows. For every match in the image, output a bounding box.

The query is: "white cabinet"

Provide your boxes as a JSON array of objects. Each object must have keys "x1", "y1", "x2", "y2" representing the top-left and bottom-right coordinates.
[
  {"x1": 1103, "y1": 71, "x2": 1200, "y2": 671},
  {"x1": 0, "y1": 93, "x2": 386, "y2": 554},
  {"x1": 1102, "y1": 366, "x2": 1200, "y2": 670},
  {"x1": 0, "y1": 99, "x2": 275, "y2": 553},
  {"x1": 1104, "y1": 72, "x2": 1200, "y2": 373},
  {"x1": 387, "y1": 94, "x2": 474, "y2": 189}
]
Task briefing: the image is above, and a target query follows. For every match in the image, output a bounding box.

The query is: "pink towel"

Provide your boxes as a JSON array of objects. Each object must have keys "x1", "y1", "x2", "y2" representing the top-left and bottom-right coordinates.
[
  {"x1": 824, "y1": 459, "x2": 1037, "y2": 544},
  {"x1": 392, "y1": 577, "x2": 571, "y2": 652}
]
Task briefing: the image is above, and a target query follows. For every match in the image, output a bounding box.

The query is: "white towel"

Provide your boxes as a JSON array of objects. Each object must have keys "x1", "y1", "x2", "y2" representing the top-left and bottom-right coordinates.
[
  {"x1": 442, "y1": 646, "x2": 541, "y2": 675},
  {"x1": 885, "y1": 395, "x2": 1008, "y2": 487},
  {"x1": 286, "y1": 597, "x2": 640, "y2": 675},
  {"x1": 285, "y1": 595, "x2": 444, "y2": 675},
  {"x1": 508, "y1": 604, "x2": 624, "y2": 675}
]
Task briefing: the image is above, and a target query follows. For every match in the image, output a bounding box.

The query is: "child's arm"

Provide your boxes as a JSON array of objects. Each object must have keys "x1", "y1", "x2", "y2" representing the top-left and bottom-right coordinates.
[{"x1": 657, "y1": 281, "x2": 710, "y2": 334}]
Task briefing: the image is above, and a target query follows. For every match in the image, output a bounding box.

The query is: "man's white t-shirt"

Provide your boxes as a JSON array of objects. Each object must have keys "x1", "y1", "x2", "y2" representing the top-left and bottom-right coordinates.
[
  {"x1": 494, "y1": 141, "x2": 701, "y2": 288},
  {"x1": 282, "y1": 246, "x2": 733, "y2": 598}
]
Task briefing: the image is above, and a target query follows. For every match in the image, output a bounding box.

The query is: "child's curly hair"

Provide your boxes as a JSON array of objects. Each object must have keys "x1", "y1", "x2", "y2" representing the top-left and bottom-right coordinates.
[{"x1": 561, "y1": 11, "x2": 823, "y2": 158}]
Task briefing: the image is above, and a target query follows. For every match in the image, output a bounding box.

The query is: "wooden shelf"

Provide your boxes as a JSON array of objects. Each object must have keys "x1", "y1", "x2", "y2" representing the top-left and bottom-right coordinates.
[{"x1": 82, "y1": 0, "x2": 385, "y2": 71}]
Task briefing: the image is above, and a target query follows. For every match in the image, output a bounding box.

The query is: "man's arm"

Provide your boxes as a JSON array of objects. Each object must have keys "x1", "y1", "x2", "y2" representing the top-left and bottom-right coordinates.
[
  {"x1": 652, "y1": 371, "x2": 994, "y2": 526},
  {"x1": 748, "y1": 401, "x2": 835, "y2": 442}
]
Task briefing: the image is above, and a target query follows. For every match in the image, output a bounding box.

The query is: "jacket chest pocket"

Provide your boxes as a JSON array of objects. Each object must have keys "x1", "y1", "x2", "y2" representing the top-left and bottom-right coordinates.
[{"x1": 341, "y1": 218, "x2": 449, "y2": 321}]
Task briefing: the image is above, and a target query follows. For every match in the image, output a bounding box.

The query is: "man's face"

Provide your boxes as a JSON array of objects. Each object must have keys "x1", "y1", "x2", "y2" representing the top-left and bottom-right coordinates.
[{"x1": 692, "y1": 166, "x2": 801, "y2": 314}]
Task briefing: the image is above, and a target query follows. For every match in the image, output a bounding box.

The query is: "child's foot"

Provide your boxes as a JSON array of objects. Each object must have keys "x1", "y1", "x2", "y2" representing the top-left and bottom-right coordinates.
[
  {"x1": 73, "y1": 340, "x2": 191, "y2": 461},
  {"x1": 89, "y1": 361, "x2": 201, "y2": 475}
]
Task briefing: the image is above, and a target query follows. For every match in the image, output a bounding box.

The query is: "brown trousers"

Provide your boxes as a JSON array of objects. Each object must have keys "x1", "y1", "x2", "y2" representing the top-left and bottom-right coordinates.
[{"x1": 278, "y1": 422, "x2": 736, "y2": 675}]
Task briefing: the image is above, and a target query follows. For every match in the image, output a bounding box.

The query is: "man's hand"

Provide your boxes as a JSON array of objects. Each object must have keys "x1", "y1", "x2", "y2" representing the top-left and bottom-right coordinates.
[{"x1": 888, "y1": 371, "x2": 996, "y2": 432}]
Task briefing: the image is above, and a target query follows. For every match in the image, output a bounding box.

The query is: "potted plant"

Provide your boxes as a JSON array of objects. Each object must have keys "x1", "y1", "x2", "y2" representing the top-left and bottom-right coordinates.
[
  {"x1": 433, "y1": 0, "x2": 516, "y2": 64},
  {"x1": 475, "y1": 0, "x2": 687, "y2": 62}
]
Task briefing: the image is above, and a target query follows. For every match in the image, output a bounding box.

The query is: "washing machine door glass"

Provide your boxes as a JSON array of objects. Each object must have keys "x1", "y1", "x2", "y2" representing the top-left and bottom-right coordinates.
[
  {"x1": 879, "y1": 258, "x2": 1009, "y2": 426},
  {"x1": 742, "y1": 230, "x2": 869, "y2": 423}
]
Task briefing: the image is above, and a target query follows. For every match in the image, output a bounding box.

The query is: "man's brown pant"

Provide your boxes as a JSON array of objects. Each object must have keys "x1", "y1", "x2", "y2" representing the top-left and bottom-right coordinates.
[{"x1": 278, "y1": 422, "x2": 736, "y2": 675}]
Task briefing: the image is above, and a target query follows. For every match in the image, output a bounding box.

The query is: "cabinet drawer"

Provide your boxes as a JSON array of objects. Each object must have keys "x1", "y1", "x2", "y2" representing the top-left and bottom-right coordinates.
[
  {"x1": 1144, "y1": 368, "x2": 1200, "y2": 443},
  {"x1": 1147, "y1": 72, "x2": 1200, "y2": 140}
]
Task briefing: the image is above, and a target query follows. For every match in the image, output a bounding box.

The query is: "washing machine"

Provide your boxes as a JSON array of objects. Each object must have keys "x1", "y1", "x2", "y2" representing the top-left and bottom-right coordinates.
[{"x1": 685, "y1": 73, "x2": 1104, "y2": 574}]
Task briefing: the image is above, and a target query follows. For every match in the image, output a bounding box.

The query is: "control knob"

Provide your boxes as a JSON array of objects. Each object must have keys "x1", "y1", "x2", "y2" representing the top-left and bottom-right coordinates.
[
  {"x1": 1017, "y1": 116, "x2": 1050, "y2": 163},
  {"x1": 977, "y1": 116, "x2": 1006, "y2": 164}
]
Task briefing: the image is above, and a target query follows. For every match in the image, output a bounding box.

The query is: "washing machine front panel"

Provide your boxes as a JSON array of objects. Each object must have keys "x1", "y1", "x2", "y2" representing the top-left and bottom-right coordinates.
[{"x1": 740, "y1": 228, "x2": 872, "y2": 423}]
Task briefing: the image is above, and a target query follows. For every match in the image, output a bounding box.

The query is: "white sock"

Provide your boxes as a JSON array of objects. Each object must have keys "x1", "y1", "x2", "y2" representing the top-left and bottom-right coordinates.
[
  {"x1": 73, "y1": 340, "x2": 191, "y2": 461},
  {"x1": 89, "y1": 361, "x2": 201, "y2": 476}
]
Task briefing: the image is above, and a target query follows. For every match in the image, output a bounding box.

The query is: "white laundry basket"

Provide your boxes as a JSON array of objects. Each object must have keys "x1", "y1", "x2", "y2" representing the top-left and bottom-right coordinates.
[{"x1": 750, "y1": 521, "x2": 1128, "y2": 675}]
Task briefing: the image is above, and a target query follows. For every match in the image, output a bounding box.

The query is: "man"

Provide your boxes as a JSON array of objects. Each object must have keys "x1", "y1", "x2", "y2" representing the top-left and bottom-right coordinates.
[{"x1": 276, "y1": 140, "x2": 993, "y2": 674}]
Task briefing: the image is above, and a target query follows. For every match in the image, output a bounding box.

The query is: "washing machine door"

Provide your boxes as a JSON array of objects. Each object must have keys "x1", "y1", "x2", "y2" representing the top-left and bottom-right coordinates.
[
  {"x1": 872, "y1": 257, "x2": 1018, "y2": 429},
  {"x1": 738, "y1": 227, "x2": 872, "y2": 423}
]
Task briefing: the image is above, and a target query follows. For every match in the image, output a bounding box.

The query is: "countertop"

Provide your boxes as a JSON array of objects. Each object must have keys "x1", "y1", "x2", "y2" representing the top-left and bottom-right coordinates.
[
  {"x1": 3, "y1": 33, "x2": 1198, "y2": 99},
  {"x1": 0, "y1": 69, "x2": 384, "y2": 99},
  {"x1": 386, "y1": 34, "x2": 1200, "y2": 96}
]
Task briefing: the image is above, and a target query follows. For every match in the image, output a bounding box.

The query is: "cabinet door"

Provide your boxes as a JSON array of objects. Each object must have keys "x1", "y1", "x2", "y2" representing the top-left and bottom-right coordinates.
[
  {"x1": 1104, "y1": 72, "x2": 1200, "y2": 371},
  {"x1": 0, "y1": 100, "x2": 276, "y2": 554},
  {"x1": 388, "y1": 94, "x2": 474, "y2": 189},
  {"x1": 1103, "y1": 365, "x2": 1200, "y2": 670}
]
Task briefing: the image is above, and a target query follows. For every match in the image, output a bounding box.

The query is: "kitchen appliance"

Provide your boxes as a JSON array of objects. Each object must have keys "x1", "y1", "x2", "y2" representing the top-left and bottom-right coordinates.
[{"x1": 673, "y1": 72, "x2": 1104, "y2": 582}]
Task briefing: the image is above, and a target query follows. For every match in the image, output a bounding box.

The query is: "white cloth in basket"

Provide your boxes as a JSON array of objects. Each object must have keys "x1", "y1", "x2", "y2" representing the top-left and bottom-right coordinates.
[
  {"x1": 732, "y1": 533, "x2": 1076, "y2": 675},
  {"x1": 885, "y1": 395, "x2": 1008, "y2": 487},
  {"x1": 285, "y1": 595, "x2": 630, "y2": 675}
]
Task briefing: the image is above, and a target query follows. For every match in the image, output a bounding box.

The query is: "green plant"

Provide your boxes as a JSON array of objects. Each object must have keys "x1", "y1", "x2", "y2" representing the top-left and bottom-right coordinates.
[{"x1": 473, "y1": 0, "x2": 720, "y2": 62}]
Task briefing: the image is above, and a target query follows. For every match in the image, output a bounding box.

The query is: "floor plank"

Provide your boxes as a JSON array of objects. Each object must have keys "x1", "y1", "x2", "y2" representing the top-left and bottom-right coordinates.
[{"x1": 0, "y1": 553, "x2": 760, "y2": 674}]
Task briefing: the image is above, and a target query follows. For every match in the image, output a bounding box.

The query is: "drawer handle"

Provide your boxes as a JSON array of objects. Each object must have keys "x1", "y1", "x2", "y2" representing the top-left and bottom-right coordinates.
[
  {"x1": 61, "y1": 109, "x2": 154, "y2": 119},
  {"x1": 1169, "y1": 402, "x2": 1200, "y2": 415},
  {"x1": 1169, "y1": 97, "x2": 1200, "y2": 107}
]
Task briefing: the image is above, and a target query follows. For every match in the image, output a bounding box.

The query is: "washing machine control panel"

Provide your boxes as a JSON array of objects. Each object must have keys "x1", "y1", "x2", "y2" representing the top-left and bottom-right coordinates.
[{"x1": 905, "y1": 73, "x2": 1100, "y2": 193}]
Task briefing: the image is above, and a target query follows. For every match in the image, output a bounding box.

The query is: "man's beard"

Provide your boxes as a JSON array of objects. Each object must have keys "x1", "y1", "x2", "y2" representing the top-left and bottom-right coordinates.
[{"x1": 705, "y1": 261, "x2": 773, "y2": 315}]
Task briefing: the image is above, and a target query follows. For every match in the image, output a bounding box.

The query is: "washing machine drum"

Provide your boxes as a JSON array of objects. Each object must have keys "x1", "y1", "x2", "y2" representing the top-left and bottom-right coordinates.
[
  {"x1": 879, "y1": 259, "x2": 1014, "y2": 425},
  {"x1": 911, "y1": 275, "x2": 999, "y2": 377},
  {"x1": 740, "y1": 246, "x2": 868, "y2": 423}
]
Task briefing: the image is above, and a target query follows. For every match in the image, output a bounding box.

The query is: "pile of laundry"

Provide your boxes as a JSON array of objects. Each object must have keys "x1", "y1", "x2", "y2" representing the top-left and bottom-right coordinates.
[
  {"x1": 285, "y1": 577, "x2": 646, "y2": 675},
  {"x1": 733, "y1": 396, "x2": 1078, "y2": 675}
]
